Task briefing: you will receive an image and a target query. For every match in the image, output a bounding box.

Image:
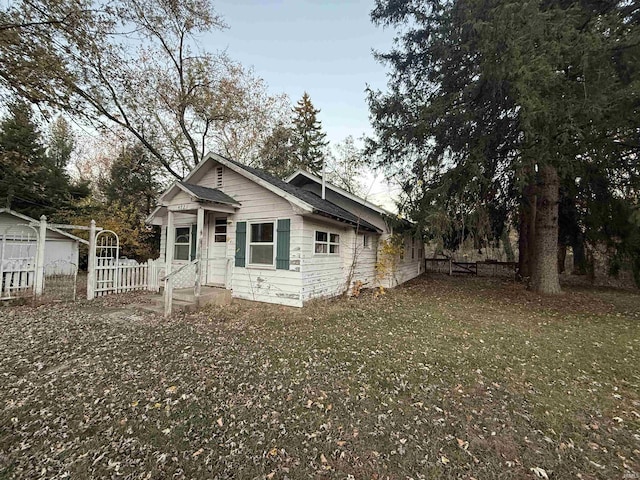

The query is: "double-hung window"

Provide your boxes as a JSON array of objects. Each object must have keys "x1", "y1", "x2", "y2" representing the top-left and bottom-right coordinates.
[
  {"x1": 249, "y1": 222, "x2": 275, "y2": 265},
  {"x1": 315, "y1": 231, "x2": 340, "y2": 255},
  {"x1": 174, "y1": 227, "x2": 191, "y2": 261}
]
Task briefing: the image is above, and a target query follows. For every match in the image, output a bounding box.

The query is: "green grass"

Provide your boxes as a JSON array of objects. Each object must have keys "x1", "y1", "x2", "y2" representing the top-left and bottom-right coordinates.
[{"x1": 0, "y1": 275, "x2": 638, "y2": 479}]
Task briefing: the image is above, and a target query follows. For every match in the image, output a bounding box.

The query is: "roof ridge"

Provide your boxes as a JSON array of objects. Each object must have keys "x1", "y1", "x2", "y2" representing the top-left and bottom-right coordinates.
[{"x1": 218, "y1": 156, "x2": 381, "y2": 232}]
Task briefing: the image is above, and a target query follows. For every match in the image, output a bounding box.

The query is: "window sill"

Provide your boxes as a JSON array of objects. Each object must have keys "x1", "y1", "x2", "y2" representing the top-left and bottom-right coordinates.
[{"x1": 246, "y1": 264, "x2": 276, "y2": 270}]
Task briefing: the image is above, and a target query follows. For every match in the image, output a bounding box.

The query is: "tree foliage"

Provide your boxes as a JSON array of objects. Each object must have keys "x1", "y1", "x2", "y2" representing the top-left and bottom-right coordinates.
[
  {"x1": 368, "y1": 0, "x2": 640, "y2": 289},
  {"x1": 291, "y1": 92, "x2": 328, "y2": 175},
  {"x1": 1, "y1": 0, "x2": 288, "y2": 178},
  {"x1": 0, "y1": 101, "x2": 89, "y2": 218}
]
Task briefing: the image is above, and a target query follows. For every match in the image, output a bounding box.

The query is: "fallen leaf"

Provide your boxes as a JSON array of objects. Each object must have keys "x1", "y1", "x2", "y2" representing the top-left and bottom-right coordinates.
[
  {"x1": 192, "y1": 448, "x2": 204, "y2": 458},
  {"x1": 530, "y1": 466, "x2": 549, "y2": 479}
]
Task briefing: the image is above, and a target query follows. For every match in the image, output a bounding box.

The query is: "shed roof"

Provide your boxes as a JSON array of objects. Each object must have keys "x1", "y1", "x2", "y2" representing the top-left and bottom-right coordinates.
[{"x1": 0, "y1": 208, "x2": 88, "y2": 244}]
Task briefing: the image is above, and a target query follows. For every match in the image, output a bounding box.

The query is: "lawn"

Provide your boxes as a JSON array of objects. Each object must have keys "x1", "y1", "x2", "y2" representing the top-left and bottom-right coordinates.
[{"x1": 1, "y1": 275, "x2": 638, "y2": 479}]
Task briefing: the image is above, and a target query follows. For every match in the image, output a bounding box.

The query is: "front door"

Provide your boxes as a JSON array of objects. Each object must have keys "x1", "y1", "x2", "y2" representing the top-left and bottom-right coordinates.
[{"x1": 206, "y1": 215, "x2": 228, "y2": 286}]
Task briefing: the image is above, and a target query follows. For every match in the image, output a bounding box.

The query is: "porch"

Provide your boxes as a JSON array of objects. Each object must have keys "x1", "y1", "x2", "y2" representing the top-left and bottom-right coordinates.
[{"x1": 146, "y1": 181, "x2": 241, "y2": 315}]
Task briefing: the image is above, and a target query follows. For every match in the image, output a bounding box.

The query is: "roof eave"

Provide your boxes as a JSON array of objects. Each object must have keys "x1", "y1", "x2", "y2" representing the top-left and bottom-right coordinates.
[
  {"x1": 285, "y1": 170, "x2": 399, "y2": 219},
  {"x1": 311, "y1": 210, "x2": 382, "y2": 233}
]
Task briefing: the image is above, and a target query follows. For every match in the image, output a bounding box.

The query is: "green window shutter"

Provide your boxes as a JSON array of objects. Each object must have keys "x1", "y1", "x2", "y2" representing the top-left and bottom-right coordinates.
[
  {"x1": 190, "y1": 224, "x2": 197, "y2": 260},
  {"x1": 235, "y1": 221, "x2": 247, "y2": 267},
  {"x1": 276, "y1": 219, "x2": 291, "y2": 270}
]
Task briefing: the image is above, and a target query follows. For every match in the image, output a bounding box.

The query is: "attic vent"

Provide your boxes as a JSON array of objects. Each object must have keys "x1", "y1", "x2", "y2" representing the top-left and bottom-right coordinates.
[{"x1": 215, "y1": 166, "x2": 223, "y2": 188}]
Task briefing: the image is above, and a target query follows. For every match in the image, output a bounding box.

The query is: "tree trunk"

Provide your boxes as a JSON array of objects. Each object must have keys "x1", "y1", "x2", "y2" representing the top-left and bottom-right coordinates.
[
  {"x1": 557, "y1": 243, "x2": 567, "y2": 274},
  {"x1": 530, "y1": 165, "x2": 561, "y2": 294},
  {"x1": 572, "y1": 233, "x2": 587, "y2": 274},
  {"x1": 518, "y1": 184, "x2": 537, "y2": 279}
]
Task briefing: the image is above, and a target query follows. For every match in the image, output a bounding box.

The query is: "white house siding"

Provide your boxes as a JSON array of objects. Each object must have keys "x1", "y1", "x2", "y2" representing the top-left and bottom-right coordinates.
[
  {"x1": 378, "y1": 234, "x2": 425, "y2": 288},
  {"x1": 297, "y1": 184, "x2": 424, "y2": 291},
  {"x1": 197, "y1": 163, "x2": 304, "y2": 307},
  {"x1": 342, "y1": 230, "x2": 379, "y2": 293},
  {"x1": 300, "y1": 218, "x2": 350, "y2": 302}
]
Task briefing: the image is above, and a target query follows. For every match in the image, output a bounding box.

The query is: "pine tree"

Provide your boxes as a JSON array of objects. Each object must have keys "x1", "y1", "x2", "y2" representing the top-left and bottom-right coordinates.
[
  {"x1": 0, "y1": 101, "x2": 47, "y2": 215},
  {"x1": 368, "y1": 0, "x2": 640, "y2": 292},
  {"x1": 0, "y1": 101, "x2": 89, "y2": 218},
  {"x1": 291, "y1": 92, "x2": 328, "y2": 174},
  {"x1": 47, "y1": 116, "x2": 75, "y2": 170},
  {"x1": 260, "y1": 122, "x2": 297, "y2": 178}
]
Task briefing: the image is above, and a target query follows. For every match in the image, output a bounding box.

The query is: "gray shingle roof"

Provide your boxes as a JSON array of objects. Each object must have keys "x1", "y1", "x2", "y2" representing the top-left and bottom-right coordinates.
[
  {"x1": 179, "y1": 182, "x2": 240, "y2": 206},
  {"x1": 222, "y1": 158, "x2": 381, "y2": 232}
]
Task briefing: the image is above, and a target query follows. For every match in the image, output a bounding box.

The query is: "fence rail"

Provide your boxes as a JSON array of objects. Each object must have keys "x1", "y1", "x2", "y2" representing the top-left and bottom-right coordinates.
[
  {"x1": 425, "y1": 258, "x2": 517, "y2": 278},
  {"x1": 94, "y1": 259, "x2": 163, "y2": 296},
  {"x1": 1, "y1": 260, "x2": 35, "y2": 300}
]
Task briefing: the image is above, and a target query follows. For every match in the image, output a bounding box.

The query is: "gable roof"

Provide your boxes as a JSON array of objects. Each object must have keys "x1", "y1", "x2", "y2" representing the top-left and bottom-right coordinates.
[
  {"x1": 178, "y1": 182, "x2": 240, "y2": 206},
  {"x1": 185, "y1": 153, "x2": 382, "y2": 233},
  {"x1": 285, "y1": 169, "x2": 397, "y2": 217},
  {"x1": 158, "y1": 180, "x2": 241, "y2": 206},
  {"x1": 0, "y1": 208, "x2": 88, "y2": 244}
]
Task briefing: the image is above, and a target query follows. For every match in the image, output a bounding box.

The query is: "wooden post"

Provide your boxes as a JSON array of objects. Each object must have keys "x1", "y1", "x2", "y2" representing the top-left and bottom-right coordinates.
[
  {"x1": 164, "y1": 210, "x2": 174, "y2": 317},
  {"x1": 34, "y1": 215, "x2": 47, "y2": 296},
  {"x1": 449, "y1": 258, "x2": 452, "y2": 276},
  {"x1": 87, "y1": 220, "x2": 96, "y2": 300},
  {"x1": 194, "y1": 207, "x2": 204, "y2": 303}
]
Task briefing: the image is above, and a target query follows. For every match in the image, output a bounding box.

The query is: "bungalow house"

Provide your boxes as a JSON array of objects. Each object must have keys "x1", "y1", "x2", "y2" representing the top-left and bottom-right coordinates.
[{"x1": 146, "y1": 153, "x2": 424, "y2": 308}]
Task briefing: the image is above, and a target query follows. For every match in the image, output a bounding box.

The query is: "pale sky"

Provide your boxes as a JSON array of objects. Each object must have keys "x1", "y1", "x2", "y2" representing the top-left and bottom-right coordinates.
[
  {"x1": 209, "y1": 0, "x2": 393, "y2": 144},
  {"x1": 205, "y1": 0, "x2": 399, "y2": 208}
]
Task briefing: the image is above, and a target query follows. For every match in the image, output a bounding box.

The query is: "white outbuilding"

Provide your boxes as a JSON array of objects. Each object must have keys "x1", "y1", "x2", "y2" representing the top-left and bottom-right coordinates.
[{"x1": 0, "y1": 208, "x2": 87, "y2": 276}]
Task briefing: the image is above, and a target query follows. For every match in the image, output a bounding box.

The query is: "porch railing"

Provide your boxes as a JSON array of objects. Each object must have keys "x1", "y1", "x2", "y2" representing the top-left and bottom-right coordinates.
[{"x1": 161, "y1": 258, "x2": 199, "y2": 317}]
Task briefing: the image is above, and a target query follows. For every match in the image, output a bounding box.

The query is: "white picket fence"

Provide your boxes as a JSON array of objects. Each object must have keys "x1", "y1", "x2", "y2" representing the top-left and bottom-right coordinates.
[
  {"x1": 93, "y1": 258, "x2": 164, "y2": 297},
  {"x1": 1, "y1": 258, "x2": 36, "y2": 300}
]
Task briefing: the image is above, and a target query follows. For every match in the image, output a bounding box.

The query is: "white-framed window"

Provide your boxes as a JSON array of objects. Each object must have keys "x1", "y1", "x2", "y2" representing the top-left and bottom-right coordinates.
[
  {"x1": 315, "y1": 230, "x2": 340, "y2": 255},
  {"x1": 174, "y1": 226, "x2": 191, "y2": 261},
  {"x1": 214, "y1": 217, "x2": 227, "y2": 242},
  {"x1": 363, "y1": 234, "x2": 370, "y2": 249},
  {"x1": 249, "y1": 221, "x2": 275, "y2": 266}
]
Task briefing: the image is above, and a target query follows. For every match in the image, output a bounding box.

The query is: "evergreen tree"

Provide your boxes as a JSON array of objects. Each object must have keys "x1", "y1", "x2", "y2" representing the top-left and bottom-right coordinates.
[
  {"x1": 0, "y1": 101, "x2": 89, "y2": 218},
  {"x1": 291, "y1": 92, "x2": 328, "y2": 174},
  {"x1": 260, "y1": 122, "x2": 297, "y2": 178},
  {"x1": 100, "y1": 143, "x2": 161, "y2": 217},
  {"x1": 368, "y1": 0, "x2": 640, "y2": 292},
  {"x1": 47, "y1": 116, "x2": 75, "y2": 170}
]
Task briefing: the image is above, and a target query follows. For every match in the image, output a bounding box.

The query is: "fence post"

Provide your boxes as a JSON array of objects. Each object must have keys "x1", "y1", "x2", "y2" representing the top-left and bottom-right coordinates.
[
  {"x1": 34, "y1": 215, "x2": 47, "y2": 296},
  {"x1": 87, "y1": 220, "x2": 96, "y2": 300},
  {"x1": 449, "y1": 258, "x2": 452, "y2": 276}
]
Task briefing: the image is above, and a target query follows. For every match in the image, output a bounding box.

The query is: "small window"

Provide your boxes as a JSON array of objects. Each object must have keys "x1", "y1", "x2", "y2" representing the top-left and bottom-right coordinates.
[
  {"x1": 174, "y1": 227, "x2": 191, "y2": 261},
  {"x1": 249, "y1": 222, "x2": 274, "y2": 265},
  {"x1": 215, "y1": 166, "x2": 223, "y2": 188},
  {"x1": 315, "y1": 230, "x2": 340, "y2": 255},
  {"x1": 214, "y1": 217, "x2": 227, "y2": 242},
  {"x1": 412, "y1": 238, "x2": 415, "y2": 259},
  {"x1": 363, "y1": 235, "x2": 369, "y2": 248}
]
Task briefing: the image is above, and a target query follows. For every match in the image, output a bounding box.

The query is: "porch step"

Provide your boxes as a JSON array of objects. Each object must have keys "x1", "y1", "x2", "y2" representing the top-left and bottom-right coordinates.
[
  {"x1": 135, "y1": 286, "x2": 231, "y2": 316},
  {"x1": 138, "y1": 298, "x2": 197, "y2": 315},
  {"x1": 172, "y1": 286, "x2": 232, "y2": 306}
]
